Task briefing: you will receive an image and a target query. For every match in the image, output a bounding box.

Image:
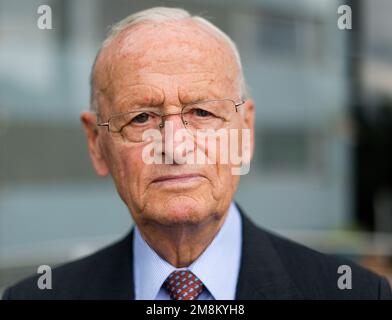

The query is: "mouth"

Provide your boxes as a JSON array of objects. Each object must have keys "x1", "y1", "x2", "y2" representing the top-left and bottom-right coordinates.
[{"x1": 151, "y1": 174, "x2": 205, "y2": 186}]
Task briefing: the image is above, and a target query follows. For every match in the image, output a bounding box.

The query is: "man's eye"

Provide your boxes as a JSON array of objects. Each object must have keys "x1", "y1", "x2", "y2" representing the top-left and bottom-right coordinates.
[
  {"x1": 194, "y1": 108, "x2": 213, "y2": 117},
  {"x1": 131, "y1": 113, "x2": 150, "y2": 124}
]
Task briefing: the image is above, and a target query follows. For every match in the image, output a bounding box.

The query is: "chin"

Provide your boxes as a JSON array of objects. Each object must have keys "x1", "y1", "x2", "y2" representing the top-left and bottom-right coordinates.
[{"x1": 144, "y1": 195, "x2": 213, "y2": 226}]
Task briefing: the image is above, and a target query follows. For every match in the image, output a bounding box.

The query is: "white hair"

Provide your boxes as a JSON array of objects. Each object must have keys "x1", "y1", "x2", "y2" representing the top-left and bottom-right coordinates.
[{"x1": 91, "y1": 7, "x2": 248, "y2": 111}]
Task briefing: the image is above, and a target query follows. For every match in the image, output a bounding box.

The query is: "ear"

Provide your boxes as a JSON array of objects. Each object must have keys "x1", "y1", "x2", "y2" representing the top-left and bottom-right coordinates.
[
  {"x1": 242, "y1": 99, "x2": 255, "y2": 162},
  {"x1": 80, "y1": 111, "x2": 110, "y2": 176}
]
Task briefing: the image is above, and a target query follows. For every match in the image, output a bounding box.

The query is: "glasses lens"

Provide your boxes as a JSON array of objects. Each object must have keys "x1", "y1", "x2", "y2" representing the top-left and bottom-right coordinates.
[
  {"x1": 182, "y1": 100, "x2": 235, "y2": 134},
  {"x1": 109, "y1": 111, "x2": 160, "y2": 142}
]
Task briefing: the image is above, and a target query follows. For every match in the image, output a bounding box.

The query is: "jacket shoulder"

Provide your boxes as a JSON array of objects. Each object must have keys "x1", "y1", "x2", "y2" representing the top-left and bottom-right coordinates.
[
  {"x1": 262, "y1": 226, "x2": 392, "y2": 299},
  {"x1": 2, "y1": 233, "x2": 132, "y2": 300}
]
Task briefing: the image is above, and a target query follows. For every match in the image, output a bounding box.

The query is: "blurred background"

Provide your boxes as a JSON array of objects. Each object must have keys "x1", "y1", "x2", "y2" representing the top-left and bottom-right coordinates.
[{"x1": 1, "y1": 0, "x2": 392, "y2": 295}]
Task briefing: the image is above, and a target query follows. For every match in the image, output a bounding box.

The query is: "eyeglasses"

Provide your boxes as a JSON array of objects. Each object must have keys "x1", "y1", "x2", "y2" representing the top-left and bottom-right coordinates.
[{"x1": 97, "y1": 99, "x2": 245, "y2": 143}]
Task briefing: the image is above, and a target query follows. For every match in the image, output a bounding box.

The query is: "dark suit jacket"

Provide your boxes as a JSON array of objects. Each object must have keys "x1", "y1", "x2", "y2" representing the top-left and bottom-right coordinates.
[{"x1": 2, "y1": 207, "x2": 392, "y2": 299}]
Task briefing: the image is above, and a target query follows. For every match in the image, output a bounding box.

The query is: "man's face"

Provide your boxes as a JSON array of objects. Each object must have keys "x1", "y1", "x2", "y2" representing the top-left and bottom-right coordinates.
[{"x1": 82, "y1": 20, "x2": 254, "y2": 227}]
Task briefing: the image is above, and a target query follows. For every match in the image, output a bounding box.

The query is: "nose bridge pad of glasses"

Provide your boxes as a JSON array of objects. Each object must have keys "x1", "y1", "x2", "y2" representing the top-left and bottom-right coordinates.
[{"x1": 158, "y1": 111, "x2": 188, "y2": 129}]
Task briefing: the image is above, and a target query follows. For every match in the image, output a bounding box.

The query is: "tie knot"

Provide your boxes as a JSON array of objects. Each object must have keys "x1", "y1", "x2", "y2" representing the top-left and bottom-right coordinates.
[{"x1": 164, "y1": 270, "x2": 205, "y2": 300}]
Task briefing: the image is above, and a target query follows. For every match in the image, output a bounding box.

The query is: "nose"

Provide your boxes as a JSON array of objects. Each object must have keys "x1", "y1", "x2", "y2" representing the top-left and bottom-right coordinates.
[
  {"x1": 161, "y1": 114, "x2": 193, "y2": 164},
  {"x1": 159, "y1": 112, "x2": 184, "y2": 130}
]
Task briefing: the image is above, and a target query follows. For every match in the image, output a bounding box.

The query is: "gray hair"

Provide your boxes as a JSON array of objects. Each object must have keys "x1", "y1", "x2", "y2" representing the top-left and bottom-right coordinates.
[{"x1": 90, "y1": 7, "x2": 248, "y2": 112}]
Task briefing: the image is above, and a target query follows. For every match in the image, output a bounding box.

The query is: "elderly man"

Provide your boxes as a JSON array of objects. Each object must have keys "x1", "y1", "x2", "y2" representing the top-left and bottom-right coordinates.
[{"x1": 3, "y1": 7, "x2": 391, "y2": 300}]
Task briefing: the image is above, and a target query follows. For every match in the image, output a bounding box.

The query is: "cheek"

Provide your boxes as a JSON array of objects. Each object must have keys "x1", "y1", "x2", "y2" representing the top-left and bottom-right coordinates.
[
  {"x1": 108, "y1": 144, "x2": 146, "y2": 193},
  {"x1": 213, "y1": 127, "x2": 244, "y2": 189},
  {"x1": 201, "y1": 136, "x2": 235, "y2": 189},
  {"x1": 119, "y1": 145, "x2": 145, "y2": 182}
]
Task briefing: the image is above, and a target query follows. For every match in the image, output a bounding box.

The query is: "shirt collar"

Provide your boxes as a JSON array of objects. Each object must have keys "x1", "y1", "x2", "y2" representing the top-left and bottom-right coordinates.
[{"x1": 133, "y1": 202, "x2": 242, "y2": 300}]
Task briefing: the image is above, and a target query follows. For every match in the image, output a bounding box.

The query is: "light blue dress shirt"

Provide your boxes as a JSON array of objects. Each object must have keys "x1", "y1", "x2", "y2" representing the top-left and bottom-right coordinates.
[{"x1": 133, "y1": 202, "x2": 242, "y2": 300}]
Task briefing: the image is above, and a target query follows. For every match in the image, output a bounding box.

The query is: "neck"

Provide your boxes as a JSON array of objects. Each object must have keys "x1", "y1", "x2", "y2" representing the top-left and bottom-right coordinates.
[{"x1": 138, "y1": 214, "x2": 227, "y2": 267}]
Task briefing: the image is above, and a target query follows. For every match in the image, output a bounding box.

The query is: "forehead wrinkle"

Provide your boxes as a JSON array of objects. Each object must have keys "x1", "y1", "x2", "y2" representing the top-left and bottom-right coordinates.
[
  {"x1": 112, "y1": 84, "x2": 165, "y2": 109},
  {"x1": 178, "y1": 82, "x2": 221, "y2": 102}
]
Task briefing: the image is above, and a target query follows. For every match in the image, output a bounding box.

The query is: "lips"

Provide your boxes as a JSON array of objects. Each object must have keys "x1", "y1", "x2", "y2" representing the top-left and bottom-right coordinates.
[{"x1": 152, "y1": 173, "x2": 204, "y2": 184}]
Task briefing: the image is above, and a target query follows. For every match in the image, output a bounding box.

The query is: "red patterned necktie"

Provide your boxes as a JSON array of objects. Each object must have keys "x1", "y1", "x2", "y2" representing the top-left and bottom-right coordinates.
[{"x1": 164, "y1": 270, "x2": 205, "y2": 300}]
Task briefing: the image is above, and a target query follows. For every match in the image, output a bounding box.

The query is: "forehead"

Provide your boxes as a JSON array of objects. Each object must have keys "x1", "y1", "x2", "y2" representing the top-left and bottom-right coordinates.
[
  {"x1": 116, "y1": 20, "x2": 234, "y2": 69},
  {"x1": 97, "y1": 20, "x2": 240, "y2": 109}
]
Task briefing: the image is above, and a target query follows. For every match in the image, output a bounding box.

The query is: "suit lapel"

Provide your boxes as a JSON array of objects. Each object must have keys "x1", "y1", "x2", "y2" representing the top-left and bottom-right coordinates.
[
  {"x1": 235, "y1": 204, "x2": 302, "y2": 299},
  {"x1": 84, "y1": 230, "x2": 135, "y2": 299}
]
